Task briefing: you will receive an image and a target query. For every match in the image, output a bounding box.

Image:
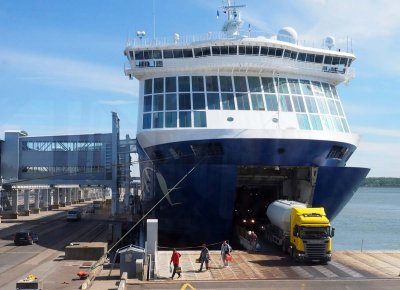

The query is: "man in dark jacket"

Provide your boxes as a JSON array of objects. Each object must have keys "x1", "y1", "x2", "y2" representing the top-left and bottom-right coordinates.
[{"x1": 198, "y1": 244, "x2": 210, "y2": 272}]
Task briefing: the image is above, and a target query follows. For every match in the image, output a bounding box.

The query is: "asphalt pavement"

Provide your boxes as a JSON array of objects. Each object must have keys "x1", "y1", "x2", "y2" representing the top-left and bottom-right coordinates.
[{"x1": 0, "y1": 201, "x2": 110, "y2": 290}]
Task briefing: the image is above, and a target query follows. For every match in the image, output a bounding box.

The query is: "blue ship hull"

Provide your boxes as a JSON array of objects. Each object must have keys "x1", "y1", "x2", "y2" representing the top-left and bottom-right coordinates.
[{"x1": 137, "y1": 138, "x2": 369, "y2": 247}]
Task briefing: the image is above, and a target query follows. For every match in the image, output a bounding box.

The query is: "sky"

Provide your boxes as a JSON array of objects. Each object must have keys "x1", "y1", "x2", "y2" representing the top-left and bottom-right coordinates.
[{"x1": 0, "y1": 0, "x2": 399, "y2": 177}]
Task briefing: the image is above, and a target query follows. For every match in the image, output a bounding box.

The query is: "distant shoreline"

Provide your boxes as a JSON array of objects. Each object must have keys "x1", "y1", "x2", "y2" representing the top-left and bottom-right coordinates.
[{"x1": 360, "y1": 177, "x2": 400, "y2": 188}]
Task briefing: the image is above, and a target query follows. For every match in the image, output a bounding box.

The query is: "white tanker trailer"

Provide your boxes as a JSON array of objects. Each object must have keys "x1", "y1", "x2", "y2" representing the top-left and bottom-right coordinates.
[{"x1": 265, "y1": 200, "x2": 335, "y2": 263}]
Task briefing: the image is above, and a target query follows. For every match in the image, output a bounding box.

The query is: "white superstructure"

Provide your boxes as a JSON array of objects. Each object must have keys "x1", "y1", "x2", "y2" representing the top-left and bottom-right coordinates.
[{"x1": 124, "y1": 1, "x2": 357, "y2": 151}]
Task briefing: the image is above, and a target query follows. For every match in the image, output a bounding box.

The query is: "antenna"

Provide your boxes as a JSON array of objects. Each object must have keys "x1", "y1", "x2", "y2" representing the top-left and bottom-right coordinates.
[
  {"x1": 152, "y1": 0, "x2": 156, "y2": 40},
  {"x1": 272, "y1": 71, "x2": 280, "y2": 129},
  {"x1": 221, "y1": 0, "x2": 246, "y2": 36}
]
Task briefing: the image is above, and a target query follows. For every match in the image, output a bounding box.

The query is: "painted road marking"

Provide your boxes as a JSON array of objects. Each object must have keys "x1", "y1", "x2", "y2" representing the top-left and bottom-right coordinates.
[
  {"x1": 290, "y1": 266, "x2": 313, "y2": 278},
  {"x1": 312, "y1": 265, "x2": 339, "y2": 278},
  {"x1": 330, "y1": 261, "x2": 364, "y2": 278},
  {"x1": 180, "y1": 282, "x2": 196, "y2": 290}
]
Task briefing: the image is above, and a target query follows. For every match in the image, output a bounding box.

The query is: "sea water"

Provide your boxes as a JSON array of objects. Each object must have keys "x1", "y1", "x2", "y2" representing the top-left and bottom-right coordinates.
[{"x1": 332, "y1": 187, "x2": 400, "y2": 251}]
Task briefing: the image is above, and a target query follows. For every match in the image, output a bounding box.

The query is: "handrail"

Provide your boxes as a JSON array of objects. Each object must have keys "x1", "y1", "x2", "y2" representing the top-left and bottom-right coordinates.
[{"x1": 126, "y1": 30, "x2": 353, "y2": 53}]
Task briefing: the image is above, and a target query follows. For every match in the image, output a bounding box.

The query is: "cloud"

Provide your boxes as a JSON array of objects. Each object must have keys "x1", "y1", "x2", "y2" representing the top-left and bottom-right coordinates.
[
  {"x1": 345, "y1": 104, "x2": 400, "y2": 115},
  {"x1": 0, "y1": 122, "x2": 109, "y2": 140},
  {"x1": 0, "y1": 124, "x2": 24, "y2": 140},
  {"x1": 241, "y1": 12, "x2": 271, "y2": 35},
  {"x1": 348, "y1": 141, "x2": 400, "y2": 177},
  {"x1": 0, "y1": 48, "x2": 139, "y2": 96},
  {"x1": 99, "y1": 99, "x2": 136, "y2": 105},
  {"x1": 241, "y1": 0, "x2": 400, "y2": 76},
  {"x1": 352, "y1": 126, "x2": 400, "y2": 138},
  {"x1": 49, "y1": 127, "x2": 110, "y2": 136},
  {"x1": 358, "y1": 141, "x2": 400, "y2": 154},
  {"x1": 282, "y1": 0, "x2": 400, "y2": 40}
]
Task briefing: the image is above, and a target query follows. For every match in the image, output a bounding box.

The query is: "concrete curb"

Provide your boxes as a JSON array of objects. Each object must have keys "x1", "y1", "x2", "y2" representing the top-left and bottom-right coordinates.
[
  {"x1": 80, "y1": 255, "x2": 106, "y2": 290},
  {"x1": 117, "y1": 272, "x2": 127, "y2": 290}
]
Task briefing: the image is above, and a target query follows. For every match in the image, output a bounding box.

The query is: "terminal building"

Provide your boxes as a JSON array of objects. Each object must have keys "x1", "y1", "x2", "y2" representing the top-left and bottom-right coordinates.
[{"x1": 0, "y1": 112, "x2": 137, "y2": 218}]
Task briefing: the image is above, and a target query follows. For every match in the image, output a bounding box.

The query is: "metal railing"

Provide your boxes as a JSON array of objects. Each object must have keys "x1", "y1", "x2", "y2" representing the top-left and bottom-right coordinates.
[{"x1": 127, "y1": 30, "x2": 353, "y2": 52}]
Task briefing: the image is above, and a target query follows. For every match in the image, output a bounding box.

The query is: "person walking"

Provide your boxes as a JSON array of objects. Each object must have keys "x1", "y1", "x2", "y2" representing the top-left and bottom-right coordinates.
[
  {"x1": 249, "y1": 231, "x2": 258, "y2": 251},
  {"x1": 198, "y1": 244, "x2": 210, "y2": 272},
  {"x1": 170, "y1": 248, "x2": 181, "y2": 279},
  {"x1": 220, "y1": 240, "x2": 232, "y2": 267}
]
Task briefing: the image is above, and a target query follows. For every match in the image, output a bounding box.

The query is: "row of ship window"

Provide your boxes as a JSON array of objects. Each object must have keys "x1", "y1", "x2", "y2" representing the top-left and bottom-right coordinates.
[
  {"x1": 130, "y1": 45, "x2": 352, "y2": 67},
  {"x1": 144, "y1": 91, "x2": 344, "y2": 116},
  {"x1": 142, "y1": 110, "x2": 349, "y2": 133},
  {"x1": 144, "y1": 76, "x2": 341, "y2": 104},
  {"x1": 142, "y1": 76, "x2": 349, "y2": 133}
]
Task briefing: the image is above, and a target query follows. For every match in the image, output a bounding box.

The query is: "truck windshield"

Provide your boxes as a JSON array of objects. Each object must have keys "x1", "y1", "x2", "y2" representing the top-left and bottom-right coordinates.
[{"x1": 299, "y1": 227, "x2": 330, "y2": 239}]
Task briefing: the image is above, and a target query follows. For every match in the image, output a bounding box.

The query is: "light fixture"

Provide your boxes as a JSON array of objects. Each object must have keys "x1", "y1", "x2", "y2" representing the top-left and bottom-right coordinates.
[{"x1": 173, "y1": 33, "x2": 180, "y2": 43}]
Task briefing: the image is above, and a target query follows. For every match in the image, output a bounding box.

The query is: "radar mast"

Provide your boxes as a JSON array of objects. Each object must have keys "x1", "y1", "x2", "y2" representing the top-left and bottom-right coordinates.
[{"x1": 221, "y1": 0, "x2": 245, "y2": 37}]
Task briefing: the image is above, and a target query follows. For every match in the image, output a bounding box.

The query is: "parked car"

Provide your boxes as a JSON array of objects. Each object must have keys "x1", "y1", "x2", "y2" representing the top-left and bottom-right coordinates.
[
  {"x1": 85, "y1": 205, "x2": 95, "y2": 213},
  {"x1": 14, "y1": 230, "x2": 39, "y2": 245},
  {"x1": 93, "y1": 200, "x2": 103, "y2": 209},
  {"x1": 66, "y1": 210, "x2": 82, "y2": 221}
]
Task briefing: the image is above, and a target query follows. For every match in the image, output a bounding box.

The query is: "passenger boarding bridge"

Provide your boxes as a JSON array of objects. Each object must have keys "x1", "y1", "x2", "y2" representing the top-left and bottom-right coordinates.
[{"x1": 0, "y1": 112, "x2": 137, "y2": 218}]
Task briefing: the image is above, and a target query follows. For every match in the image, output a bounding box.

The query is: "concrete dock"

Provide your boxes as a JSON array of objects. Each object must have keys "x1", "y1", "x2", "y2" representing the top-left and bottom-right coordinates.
[
  {"x1": 88, "y1": 249, "x2": 400, "y2": 290},
  {"x1": 154, "y1": 250, "x2": 400, "y2": 281}
]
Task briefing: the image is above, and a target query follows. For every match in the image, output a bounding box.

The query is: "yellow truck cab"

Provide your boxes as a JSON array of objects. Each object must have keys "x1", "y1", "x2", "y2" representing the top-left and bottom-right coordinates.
[
  {"x1": 16, "y1": 274, "x2": 43, "y2": 290},
  {"x1": 289, "y1": 207, "x2": 334, "y2": 263}
]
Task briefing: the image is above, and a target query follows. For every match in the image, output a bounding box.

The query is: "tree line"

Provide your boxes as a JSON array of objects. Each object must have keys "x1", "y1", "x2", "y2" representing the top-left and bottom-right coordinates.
[{"x1": 360, "y1": 177, "x2": 400, "y2": 187}]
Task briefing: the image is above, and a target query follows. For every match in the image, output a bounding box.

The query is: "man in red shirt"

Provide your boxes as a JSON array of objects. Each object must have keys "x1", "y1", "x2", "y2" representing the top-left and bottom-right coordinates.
[{"x1": 170, "y1": 248, "x2": 181, "y2": 279}]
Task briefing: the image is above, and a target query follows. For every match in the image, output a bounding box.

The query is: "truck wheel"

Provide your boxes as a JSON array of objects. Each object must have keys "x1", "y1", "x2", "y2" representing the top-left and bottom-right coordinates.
[
  {"x1": 281, "y1": 242, "x2": 287, "y2": 253},
  {"x1": 293, "y1": 249, "x2": 299, "y2": 262},
  {"x1": 266, "y1": 233, "x2": 271, "y2": 243},
  {"x1": 289, "y1": 247, "x2": 295, "y2": 260}
]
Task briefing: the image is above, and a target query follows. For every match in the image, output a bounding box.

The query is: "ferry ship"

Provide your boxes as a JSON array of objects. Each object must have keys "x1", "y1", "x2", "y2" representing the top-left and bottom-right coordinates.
[{"x1": 124, "y1": 1, "x2": 370, "y2": 246}]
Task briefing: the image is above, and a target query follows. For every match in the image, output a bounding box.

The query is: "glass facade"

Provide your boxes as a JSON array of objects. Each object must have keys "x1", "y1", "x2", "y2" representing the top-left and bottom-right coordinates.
[{"x1": 141, "y1": 75, "x2": 350, "y2": 133}]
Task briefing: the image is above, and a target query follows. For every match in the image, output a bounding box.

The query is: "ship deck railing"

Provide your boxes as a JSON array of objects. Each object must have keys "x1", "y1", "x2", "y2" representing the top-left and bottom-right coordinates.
[{"x1": 127, "y1": 30, "x2": 353, "y2": 53}]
